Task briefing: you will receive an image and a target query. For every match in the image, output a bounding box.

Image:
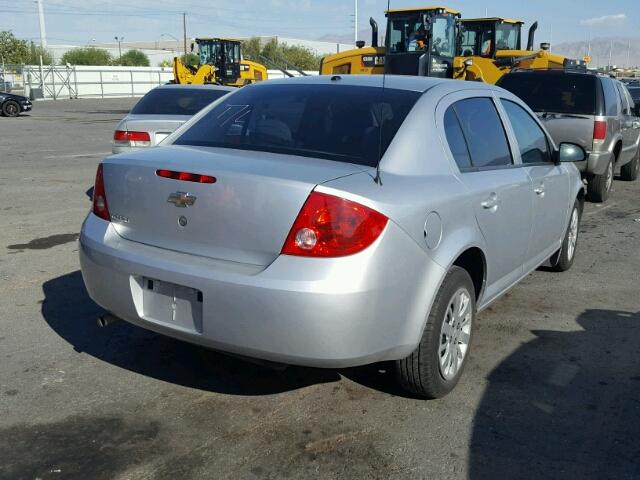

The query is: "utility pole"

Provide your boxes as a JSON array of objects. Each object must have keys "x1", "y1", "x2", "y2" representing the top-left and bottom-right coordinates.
[
  {"x1": 36, "y1": 0, "x2": 47, "y2": 49},
  {"x1": 354, "y1": 0, "x2": 358, "y2": 44},
  {"x1": 627, "y1": 39, "x2": 631, "y2": 68},
  {"x1": 183, "y1": 12, "x2": 187, "y2": 57},
  {"x1": 609, "y1": 39, "x2": 613, "y2": 71},
  {"x1": 114, "y1": 36, "x2": 124, "y2": 64}
]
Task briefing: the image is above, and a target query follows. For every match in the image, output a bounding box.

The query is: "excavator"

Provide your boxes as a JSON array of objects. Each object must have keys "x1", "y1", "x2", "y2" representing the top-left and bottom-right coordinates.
[
  {"x1": 454, "y1": 17, "x2": 585, "y2": 83},
  {"x1": 320, "y1": 6, "x2": 583, "y2": 84},
  {"x1": 173, "y1": 38, "x2": 268, "y2": 87}
]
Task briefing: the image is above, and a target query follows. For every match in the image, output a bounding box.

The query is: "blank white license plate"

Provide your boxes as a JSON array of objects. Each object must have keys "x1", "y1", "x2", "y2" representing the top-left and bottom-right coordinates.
[{"x1": 142, "y1": 278, "x2": 203, "y2": 333}]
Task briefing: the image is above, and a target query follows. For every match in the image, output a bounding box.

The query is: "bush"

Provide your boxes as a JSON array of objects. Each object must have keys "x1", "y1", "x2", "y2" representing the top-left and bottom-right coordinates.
[
  {"x1": 61, "y1": 47, "x2": 112, "y2": 66},
  {"x1": 180, "y1": 53, "x2": 199, "y2": 66},
  {"x1": 119, "y1": 49, "x2": 150, "y2": 67},
  {"x1": 242, "y1": 37, "x2": 321, "y2": 71}
]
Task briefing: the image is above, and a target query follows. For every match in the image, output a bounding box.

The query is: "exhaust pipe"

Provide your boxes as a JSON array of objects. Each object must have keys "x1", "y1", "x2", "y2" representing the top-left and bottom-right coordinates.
[
  {"x1": 527, "y1": 21, "x2": 538, "y2": 51},
  {"x1": 97, "y1": 313, "x2": 120, "y2": 328},
  {"x1": 370, "y1": 17, "x2": 378, "y2": 48}
]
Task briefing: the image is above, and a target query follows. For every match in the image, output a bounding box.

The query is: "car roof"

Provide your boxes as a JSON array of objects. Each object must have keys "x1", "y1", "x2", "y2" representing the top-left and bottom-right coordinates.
[
  {"x1": 154, "y1": 84, "x2": 235, "y2": 92},
  {"x1": 246, "y1": 74, "x2": 497, "y2": 94}
]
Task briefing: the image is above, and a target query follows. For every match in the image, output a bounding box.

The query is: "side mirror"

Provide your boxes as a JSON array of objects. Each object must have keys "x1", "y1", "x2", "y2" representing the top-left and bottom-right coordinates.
[
  {"x1": 190, "y1": 42, "x2": 195, "y2": 52},
  {"x1": 558, "y1": 143, "x2": 586, "y2": 163},
  {"x1": 85, "y1": 186, "x2": 94, "y2": 201}
]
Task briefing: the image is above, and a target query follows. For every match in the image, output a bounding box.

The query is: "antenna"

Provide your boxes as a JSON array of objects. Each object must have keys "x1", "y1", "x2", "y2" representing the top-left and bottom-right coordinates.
[{"x1": 374, "y1": 0, "x2": 390, "y2": 186}]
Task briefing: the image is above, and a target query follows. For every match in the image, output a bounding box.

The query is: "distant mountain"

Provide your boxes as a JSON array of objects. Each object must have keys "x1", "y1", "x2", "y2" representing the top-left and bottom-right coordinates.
[{"x1": 551, "y1": 37, "x2": 640, "y2": 68}]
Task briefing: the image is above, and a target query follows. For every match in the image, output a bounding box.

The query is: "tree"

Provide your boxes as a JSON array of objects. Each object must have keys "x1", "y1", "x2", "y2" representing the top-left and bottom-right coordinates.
[
  {"x1": 26, "y1": 42, "x2": 53, "y2": 65},
  {"x1": 242, "y1": 37, "x2": 322, "y2": 71},
  {"x1": 158, "y1": 59, "x2": 173, "y2": 67},
  {"x1": 119, "y1": 49, "x2": 150, "y2": 67},
  {"x1": 61, "y1": 47, "x2": 112, "y2": 66},
  {"x1": 0, "y1": 31, "x2": 29, "y2": 63},
  {"x1": 180, "y1": 53, "x2": 199, "y2": 66}
]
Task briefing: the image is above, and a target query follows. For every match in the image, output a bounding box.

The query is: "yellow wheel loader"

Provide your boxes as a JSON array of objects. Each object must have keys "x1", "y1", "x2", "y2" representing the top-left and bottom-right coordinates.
[
  {"x1": 173, "y1": 38, "x2": 268, "y2": 87},
  {"x1": 454, "y1": 18, "x2": 585, "y2": 84},
  {"x1": 320, "y1": 6, "x2": 583, "y2": 85},
  {"x1": 320, "y1": 6, "x2": 460, "y2": 78}
]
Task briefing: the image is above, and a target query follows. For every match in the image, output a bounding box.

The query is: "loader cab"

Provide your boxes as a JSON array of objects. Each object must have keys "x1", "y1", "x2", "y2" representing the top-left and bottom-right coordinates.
[
  {"x1": 195, "y1": 38, "x2": 242, "y2": 84},
  {"x1": 458, "y1": 19, "x2": 523, "y2": 58},
  {"x1": 384, "y1": 7, "x2": 460, "y2": 78}
]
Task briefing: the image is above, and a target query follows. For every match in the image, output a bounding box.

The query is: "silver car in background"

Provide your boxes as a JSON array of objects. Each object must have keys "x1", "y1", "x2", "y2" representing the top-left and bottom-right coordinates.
[
  {"x1": 112, "y1": 84, "x2": 233, "y2": 154},
  {"x1": 81, "y1": 76, "x2": 586, "y2": 398}
]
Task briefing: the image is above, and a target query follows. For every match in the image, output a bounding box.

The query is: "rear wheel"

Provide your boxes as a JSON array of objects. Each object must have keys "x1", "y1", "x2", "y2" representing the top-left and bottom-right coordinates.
[
  {"x1": 2, "y1": 100, "x2": 20, "y2": 117},
  {"x1": 551, "y1": 199, "x2": 581, "y2": 272},
  {"x1": 620, "y1": 148, "x2": 639, "y2": 181},
  {"x1": 586, "y1": 158, "x2": 613, "y2": 203},
  {"x1": 396, "y1": 267, "x2": 475, "y2": 399}
]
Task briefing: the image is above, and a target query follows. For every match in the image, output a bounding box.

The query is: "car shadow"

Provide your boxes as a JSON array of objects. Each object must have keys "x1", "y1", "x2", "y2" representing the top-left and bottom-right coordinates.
[
  {"x1": 41, "y1": 270, "x2": 341, "y2": 396},
  {"x1": 469, "y1": 308, "x2": 640, "y2": 478}
]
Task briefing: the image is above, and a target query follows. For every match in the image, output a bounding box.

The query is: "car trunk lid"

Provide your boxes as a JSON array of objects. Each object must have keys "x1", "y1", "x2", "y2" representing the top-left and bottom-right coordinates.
[
  {"x1": 120, "y1": 114, "x2": 191, "y2": 146},
  {"x1": 103, "y1": 145, "x2": 367, "y2": 266},
  {"x1": 536, "y1": 112, "x2": 595, "y2": 151}
]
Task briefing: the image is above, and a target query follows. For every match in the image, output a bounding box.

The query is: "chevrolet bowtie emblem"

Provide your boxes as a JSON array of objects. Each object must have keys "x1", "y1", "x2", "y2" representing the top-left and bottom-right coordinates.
[{"x1": 167, "y1": 191, "x2": 196, "y2": 208}]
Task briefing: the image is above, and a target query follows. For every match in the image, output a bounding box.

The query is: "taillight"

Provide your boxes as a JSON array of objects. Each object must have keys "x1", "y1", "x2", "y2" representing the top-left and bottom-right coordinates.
[
  {"x1": 593, "y1": 121, "x2": 607, "y2": 143},
  {"x1": 282, "y1": 192, "x2": 388, "y2": 257},
  {"x1": 113, "y1": 130, "x2": 151, "y2": 147},
  {"x1": 92, "y1": 164, "x2": 110, "y2": 221}
]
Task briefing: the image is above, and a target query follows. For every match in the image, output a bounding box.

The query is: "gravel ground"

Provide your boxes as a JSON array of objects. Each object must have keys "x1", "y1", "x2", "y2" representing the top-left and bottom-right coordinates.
[{"x1": 1, "y1": 98, "x2": 639, "y2": 480}]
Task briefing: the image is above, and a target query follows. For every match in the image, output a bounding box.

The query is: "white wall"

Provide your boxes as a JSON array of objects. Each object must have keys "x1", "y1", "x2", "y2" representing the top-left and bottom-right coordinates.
[{"x1": 23, "y1": 65, "x2": 319, "y2": 100}]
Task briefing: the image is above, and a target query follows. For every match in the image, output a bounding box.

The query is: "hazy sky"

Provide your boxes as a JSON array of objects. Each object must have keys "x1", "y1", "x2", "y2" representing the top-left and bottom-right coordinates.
[{"x1": 1, "y1": 0, "x2": 638, "y2": 46}]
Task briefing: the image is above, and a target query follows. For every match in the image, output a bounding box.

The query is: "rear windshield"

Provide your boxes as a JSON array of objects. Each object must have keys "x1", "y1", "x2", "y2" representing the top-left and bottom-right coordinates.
[
  {"x1": 131, "y1": 88, "x2": 230, "y2": 116},
  {"x1": 173, "y1": 83, "x2": 421, "y2": 166},
  {"x1": 629, "y1": 87, "x2": 640, "y2": 102},
  {"x1": 498, "y1": 73, "x2": 597, "y2": 115}
]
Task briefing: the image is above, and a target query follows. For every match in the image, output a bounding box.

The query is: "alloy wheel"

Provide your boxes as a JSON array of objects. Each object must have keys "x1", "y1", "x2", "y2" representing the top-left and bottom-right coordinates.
[
  {"x1": 567, "y1": 207, "x2": 579, "y2": 261},
  {"x1": 439, "y1": 288, "x2": 472, "y2": 380}
]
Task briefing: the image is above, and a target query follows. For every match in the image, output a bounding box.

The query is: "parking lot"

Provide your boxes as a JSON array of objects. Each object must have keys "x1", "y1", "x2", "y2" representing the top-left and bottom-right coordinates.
[{"x1": 1, "y1": 98, "x2": 639, "y2": 479}]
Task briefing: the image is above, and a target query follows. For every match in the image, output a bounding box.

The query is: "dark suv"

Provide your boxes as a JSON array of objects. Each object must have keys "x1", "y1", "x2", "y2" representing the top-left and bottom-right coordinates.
[{"x1": 498, "y1": 70, "x2": 640, "y2": 202}]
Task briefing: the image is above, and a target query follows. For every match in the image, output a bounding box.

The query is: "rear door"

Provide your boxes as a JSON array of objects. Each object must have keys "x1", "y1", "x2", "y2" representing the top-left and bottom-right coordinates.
[
  {"x1": 441, "y1": 95, "x2": 533, "y2": 298},
  {"x1": 498, "y1": 98, "x2": 569, "y2": 266}
]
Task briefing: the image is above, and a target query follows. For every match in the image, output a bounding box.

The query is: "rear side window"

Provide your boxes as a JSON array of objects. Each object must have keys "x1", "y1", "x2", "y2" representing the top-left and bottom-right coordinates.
[
  {"x1": 501, "y1": 100, "x2": 551, "y2": 164},
  {"x1": 498, "y1": 73, "x2": 597, "y2": 115},
  {"x1": 131, "y1": 88, "x2": 230, "y2": 116},
  {"x1": 449, "y1": 97, "x2": 512, "y2": 168},
  {"x1": 443, "y1": 107, "x2": 472, "y2": 169},
  {"x1": 174, "y1": 84, "x2": 420, "y2": 166},
  {"x1": 616, "y1": 83, "x2": 632, "y2": 115},
  {"x1": 601, "y1": 78, "x2": 620, "y2": 116}
]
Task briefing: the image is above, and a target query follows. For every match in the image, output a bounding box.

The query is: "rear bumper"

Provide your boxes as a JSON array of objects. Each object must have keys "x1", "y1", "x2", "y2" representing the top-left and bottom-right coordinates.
[
  {"x1": 576, "y1": 150, "x2": 613, "y2": 176},
  {"x1": 79, "y1": 213, "x2": 445, "y2": 368}
]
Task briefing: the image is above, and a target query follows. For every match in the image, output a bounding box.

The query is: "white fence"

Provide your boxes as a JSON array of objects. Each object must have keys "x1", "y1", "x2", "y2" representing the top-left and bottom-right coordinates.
[{"x1": 23, "y1": 65, "x2": 319, "y2": 100}]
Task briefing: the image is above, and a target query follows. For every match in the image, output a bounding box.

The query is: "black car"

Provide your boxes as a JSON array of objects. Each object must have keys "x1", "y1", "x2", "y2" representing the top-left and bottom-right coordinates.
[{"x1": 0, "y1": 91, "x2": 32, "y2": 117}]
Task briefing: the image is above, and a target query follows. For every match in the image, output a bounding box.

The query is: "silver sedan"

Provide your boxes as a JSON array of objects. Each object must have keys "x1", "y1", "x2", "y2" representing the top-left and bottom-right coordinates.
[
  {"x1": 80, "y1": 75, "x2": 586, "y2": 398},
  {"x1": 112, "y1": 84, "x2": 233, "y2": 154}
]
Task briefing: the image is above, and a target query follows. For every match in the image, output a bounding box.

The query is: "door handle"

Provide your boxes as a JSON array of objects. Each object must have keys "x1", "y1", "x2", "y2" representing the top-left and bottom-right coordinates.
[
  {"x1": 481, "y1": 193, "x2": 499, "y2": 210},
  {"x1": 534, "y1": 185, "x2": 546, "y2": 196}
]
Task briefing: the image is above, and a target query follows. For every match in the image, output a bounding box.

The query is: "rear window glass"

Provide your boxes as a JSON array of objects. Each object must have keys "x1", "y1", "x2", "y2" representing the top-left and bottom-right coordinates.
[
  {"x1": 498, "y1": 73, "x2": 597, "y2": 115},
  {"x1": 628, "y1": 87, "x2": 640, "y2": 102},
  {"x1": 131, "y1": 88, "x2": 230, "y2": 116},
  {"x1": 174, "y1": 83, "x2": 420, "y2": 166}
]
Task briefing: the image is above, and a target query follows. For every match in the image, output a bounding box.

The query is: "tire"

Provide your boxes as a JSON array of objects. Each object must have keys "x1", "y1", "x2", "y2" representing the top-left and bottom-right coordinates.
[
  {"x1": 586, "y1": 158, "x2": 613, "y2": 203},
  {"x1": 2, "y1": 100, "x2": 20, "y2": 117},
  {"x1": 550, "y1": 199, "x2": 581, "y2": 272},
  {"x1": 620, "y1": 148, "x2": 639, "y2": 181},
  {"x1": 396, "y1": 266, "x2": 475, "y2": 399}
]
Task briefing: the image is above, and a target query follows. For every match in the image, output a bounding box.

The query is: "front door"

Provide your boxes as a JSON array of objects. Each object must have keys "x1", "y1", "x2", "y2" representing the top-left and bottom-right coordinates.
[{"x1": 499, "y1": 98, "x2": 570, "y2": 266}]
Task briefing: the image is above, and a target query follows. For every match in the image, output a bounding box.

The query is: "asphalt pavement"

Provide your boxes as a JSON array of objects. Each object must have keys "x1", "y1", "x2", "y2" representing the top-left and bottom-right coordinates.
[{"x1": 1, "y1": 98, "x2": 639, "y2": 480}]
